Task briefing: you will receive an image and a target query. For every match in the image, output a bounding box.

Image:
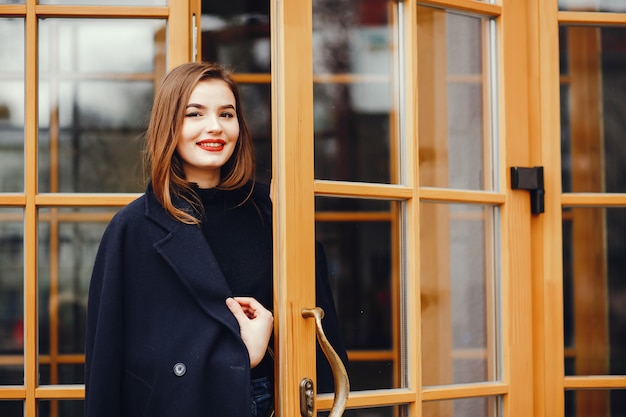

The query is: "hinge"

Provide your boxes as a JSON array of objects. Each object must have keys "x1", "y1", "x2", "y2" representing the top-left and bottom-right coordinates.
[{"x1": 510, "y1": 166, "x2": 545, "y2": 215}]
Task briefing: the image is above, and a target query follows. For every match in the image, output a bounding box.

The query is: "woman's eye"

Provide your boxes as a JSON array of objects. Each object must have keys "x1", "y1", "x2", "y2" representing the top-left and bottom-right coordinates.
[
  {"x1": 220, "y1": 112, "x2": 235, "y2": 118},
  {"x1": 185, "y1": 112, "x2": 200, "y2": 118}
]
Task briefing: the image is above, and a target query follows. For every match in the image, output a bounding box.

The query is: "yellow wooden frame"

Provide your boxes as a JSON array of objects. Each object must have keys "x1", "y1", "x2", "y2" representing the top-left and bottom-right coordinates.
[{"x1": 2, "y1": 1, "x2": 626, "y2": 416}]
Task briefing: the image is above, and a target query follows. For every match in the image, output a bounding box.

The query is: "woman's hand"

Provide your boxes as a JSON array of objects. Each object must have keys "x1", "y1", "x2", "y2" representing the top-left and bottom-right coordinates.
[{"x1": 226, "y1": 297, "x2": 274, "y2": 368}]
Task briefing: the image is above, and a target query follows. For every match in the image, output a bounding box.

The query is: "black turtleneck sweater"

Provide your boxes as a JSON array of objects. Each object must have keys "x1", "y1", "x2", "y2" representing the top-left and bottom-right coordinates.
[{"x1": 196, "y1": 186, "x2": 274, "y2": 379}]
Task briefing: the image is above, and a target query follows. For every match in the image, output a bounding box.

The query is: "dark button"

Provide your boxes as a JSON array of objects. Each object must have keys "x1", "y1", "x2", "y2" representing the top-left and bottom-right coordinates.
[{"x1": 173, "y1": 362, "x2": 186, "y2": 377}]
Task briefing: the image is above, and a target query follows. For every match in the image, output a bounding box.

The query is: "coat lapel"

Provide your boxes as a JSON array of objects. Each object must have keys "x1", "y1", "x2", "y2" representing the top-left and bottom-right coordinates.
[{"x1": 143, "y1": 185, "x2": 241, "y2": 337}]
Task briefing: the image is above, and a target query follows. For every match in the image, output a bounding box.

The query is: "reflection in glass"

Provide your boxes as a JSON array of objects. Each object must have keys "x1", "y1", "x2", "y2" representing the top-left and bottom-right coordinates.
[
  {"x1": 560, "y1": 26, "x2": 626, "y2": 193},
  {"x1": 562, "y1": 207, "x2": 626, "y2": 382},
  {"x1": 0, "y1": 209, "x2": 23, "y2": 386},
  {"x1": 421, "y1": 203, "x2": 499, "y2": 386},
  {"x1": 0, "y1": 19, "x2": 25, "y2": 193},
  {"x1": 423, "y1": 396, "x2": 499, "y2": 417},
  {"x1": 316, "y1": 197, "x2": 398, "y2": 391},
  {"x1": 319, "y1": 404, "x2": 404, "y2": 417},
  {"x1": 38, "y1": 208, "x2": 113, "y2": 385},
  {"x1": 238, "y1": 83, "x2": 272, "y2": 183},
  {"x1": 565, "y1": 390, "x2": 626, "y2": 417},
  {"x1": 559, "y1": 0, "x2": 626, "y2": 12},
  {"x1": 201, "y1": 2, "x2": 270, "y2": 73},
  {"x1": 312, "y1": 0, "x2": 394, "y2": 184},
  {"x1": 0, "y1": 401, "x2": 22, "y2": 417},
  {"x1": 417, "y1": 7, "x2": 495, "y2": 191},
  {"x1": 38, "y1": 400, "x2": 84, "y2": 417},
  {"x1": 39, "y1": 0, "x2": 164, "y2": 5},
  {"x1": 38, "y1": 19, "x2": 165, "y2": 193}
]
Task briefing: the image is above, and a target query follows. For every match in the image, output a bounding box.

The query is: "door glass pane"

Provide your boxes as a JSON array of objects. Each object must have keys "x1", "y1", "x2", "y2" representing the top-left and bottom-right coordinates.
[
  {"x1": 38, "y1": 400, "x2": 83, "y2": 417},
  {"x1": 38, "y1": 19, "x2": 166, "y2": 193},
  {"x1": 565, "y1": 389, "x2": 626, "y2": 417},
  {"x1": 562, "y1": 207, "x2": 626, "y2": 377},
  {"x1": 560, "y1": 26, "x2": 626, "y2": 193},
  {"x1": 423, "y1": 396, "x2": 499, "y2": 417},
  {"x1": 0, "y1": 209, "x2": 23, "y2": 385},
  {"x1": 0, "y1": 18, "x2": 24, "y2": 193},
  {"x1": 559, "y1": 1, "x2": 626, "y2": 12},
  {"x1": 39, "y1": 0, "x2": 165, "y2": 5},
  {"x1": 417, "y1": 7, "x2": 496, "y2": 191},
  {"x1": 200, "y1": 1, "x2": 270, "y2": 74},
  {"x1": 0, "y1": 401, "x2": 22, "y2": 417},
  {"x1": 315, "y1": 197, "x2": 399, "y2": 391},
  {"x1": 421, "y1": 203, "x2": 499, "y2": 386},
  {"x1": 38, "y1": 208, "x2": 112, "y2": 385},
  {"x1": 320, "y1": 405, "x2": 404, "y2": 417},
  {"x1": 312, "y1": 0, "x2": 396, "y2": 184}
]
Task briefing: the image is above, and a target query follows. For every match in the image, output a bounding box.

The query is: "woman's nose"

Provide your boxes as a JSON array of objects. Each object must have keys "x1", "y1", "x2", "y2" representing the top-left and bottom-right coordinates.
[{"x1": 204, "y1": 115, "x2": 222, "y2": 132}]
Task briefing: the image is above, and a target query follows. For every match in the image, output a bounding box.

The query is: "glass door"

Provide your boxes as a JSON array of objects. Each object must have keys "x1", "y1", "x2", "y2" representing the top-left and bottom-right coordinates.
[
  {"x1": 557, "y1": 2, "x2": 626, "y2": 416},
  {"x1": 270, "y1": 0, "x2": 536, "y2": 416}
]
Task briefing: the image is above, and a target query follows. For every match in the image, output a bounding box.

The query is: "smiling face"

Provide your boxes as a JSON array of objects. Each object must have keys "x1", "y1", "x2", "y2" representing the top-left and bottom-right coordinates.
[{"x1": 176, "y1": 79, "x2": 240, "y2": 188}]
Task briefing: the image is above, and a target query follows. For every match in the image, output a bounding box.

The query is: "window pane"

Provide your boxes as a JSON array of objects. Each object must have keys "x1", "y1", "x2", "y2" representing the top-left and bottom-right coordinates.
[
  {"x1": 560, "y1": 26, "x2": 626, "y2": 193},
  {"x1": 565, "y1": 389, "x2": 626, "y2": 417},
  {"x1": 423, "y1": 396, "x2": 500, "y2": 417},
  {"x1": 0, "y1": 209, "x2": 23, "y2": 385},
  {"x1": 559, "y1": 0, "x2": 626, "y2": 12},
  {"x1": 239, "y1": 83, "x2": 272, "y2": 183},
  {"x1": 0, "y1": 18, "x2": 24, "y2": 193},
  {"x1": 316, "y1": 197, "x2": 398, "y2": 391},
  {"x1": 417, "y1": 7, "x2": 496, "y2": 191},
  {"x1": 0, "y1": 401, "x2": 22, "y2": 417},
  {"x1": 201, "y1": 2, "x2": 270, "y2": 74},
  {"x1": 38, "y1": 208, "x2": 112, "y2": 385},
  {"x1": 38, "y1": 19, "x2": 165, "y2": 193},
  {"x1": 39, "y1": 0, "x2": 164, "y2": 5},
  {"x1": 312, "y1": 0, "x2": 395, "y2": 184},
  {"x1": 38, "y1": 400, "x2": 83, "y2": 417},
  {"x1": 563, "y1": 207, "x2": 626, "y2": 377},
  {"x1": 319, "y1": 404, "x2": 405, "y2": 417},
  {"x1": 421, "y1": 203, "x2": 500, "y2": 385}
]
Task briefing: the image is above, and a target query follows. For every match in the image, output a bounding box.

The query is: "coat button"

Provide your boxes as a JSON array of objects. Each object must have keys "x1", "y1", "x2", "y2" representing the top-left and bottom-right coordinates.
[{"x1": 173, "y1": 362, "x2": 186, "y2": 377}]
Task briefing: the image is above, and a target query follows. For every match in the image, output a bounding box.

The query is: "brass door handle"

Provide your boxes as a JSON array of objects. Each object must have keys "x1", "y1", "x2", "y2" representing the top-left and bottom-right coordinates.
[{"x1": 302, "y1": 307, "x2": 350, "y2": 417}]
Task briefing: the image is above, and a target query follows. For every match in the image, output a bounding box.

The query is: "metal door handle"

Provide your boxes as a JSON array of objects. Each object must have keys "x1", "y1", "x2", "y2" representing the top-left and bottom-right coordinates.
[{"x1": 302, "y1": 307, "x2": 350, "y2": 417}]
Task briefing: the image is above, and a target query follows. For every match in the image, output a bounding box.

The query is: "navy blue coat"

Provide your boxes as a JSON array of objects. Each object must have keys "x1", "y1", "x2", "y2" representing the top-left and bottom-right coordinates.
[{"x1": 85, "y1": 183, "x2": 348, "y2": 417}]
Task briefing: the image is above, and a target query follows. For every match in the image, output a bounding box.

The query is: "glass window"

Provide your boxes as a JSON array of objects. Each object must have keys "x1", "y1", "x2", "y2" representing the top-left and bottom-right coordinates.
[
  {"x1": 316, "y1": 197, "x2": 397, "y2": 391},
  {"x1": 562, "y1": 207, "x2": 626, "y2": 377},
  {"x1": 38, "y1": 0, "x2": 165, "y2": 5},
  {"x1": 423, "y1": 396, "x2": 500, "y2": 417},
  {"x1": 0, "y1": 19, "x2": 25, "y2": 193},
  {"x1": 560, "y1": 26, "x2": 626, "y2": 193},
  {"x1": 0, "y1": 209, "x2": 24, "y2": 385},
  {"x1": 38, "y1": 19, "x2": 166, "y2": 193},
  {"x1": 565, "y1": 389, "x2": 626, "y2": 417},
  {"x1": 417, "y1": 7, "x2": 496, "y2": 191},
  {"x1": 38, "y1": 208, "x2": 113, "y2": 385},
  {"x1": 559, "y1": 0, "x2": 626, "y2": 12},
  {"x1": 312, "y1": 0, "x2": 395, "y2": 184},
  {"x1": 421, "y1": 203, "x2": 500, "y2": 386}
]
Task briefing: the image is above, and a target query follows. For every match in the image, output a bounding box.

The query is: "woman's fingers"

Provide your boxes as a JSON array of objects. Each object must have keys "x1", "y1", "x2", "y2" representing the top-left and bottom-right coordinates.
[{"x1": 225, "y1": 297, "x2": 274, "y2": 368}]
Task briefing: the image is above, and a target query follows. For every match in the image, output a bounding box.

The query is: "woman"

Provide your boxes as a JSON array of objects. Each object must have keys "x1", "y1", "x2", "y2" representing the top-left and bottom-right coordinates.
[{"x1": 85, "y1": 62, "x2": 275, "y2": 417}]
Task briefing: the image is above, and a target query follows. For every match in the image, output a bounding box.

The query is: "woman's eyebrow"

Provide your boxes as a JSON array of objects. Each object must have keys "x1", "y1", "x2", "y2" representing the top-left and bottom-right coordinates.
[{"x1": 185, "y1": 103, "x2": 235, "y2": 110}]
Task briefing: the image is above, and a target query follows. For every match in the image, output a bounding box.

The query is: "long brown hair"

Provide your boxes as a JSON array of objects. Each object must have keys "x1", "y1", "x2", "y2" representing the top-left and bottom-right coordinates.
[{"x1": 144, "y1": 62, "x2": 255, "y2": 224}]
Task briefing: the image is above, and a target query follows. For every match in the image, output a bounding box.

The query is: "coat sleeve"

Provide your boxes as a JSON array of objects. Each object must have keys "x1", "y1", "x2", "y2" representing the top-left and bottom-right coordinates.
[{"x1": 84, "y1": 219, "x2": 125, "y2": 417}]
